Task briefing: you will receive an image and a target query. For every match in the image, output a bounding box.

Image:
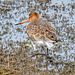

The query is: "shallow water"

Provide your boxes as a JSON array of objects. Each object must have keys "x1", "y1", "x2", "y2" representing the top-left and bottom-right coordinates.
[{"x1": 0, "y1": 0, "x2": 75, "y2": 75}]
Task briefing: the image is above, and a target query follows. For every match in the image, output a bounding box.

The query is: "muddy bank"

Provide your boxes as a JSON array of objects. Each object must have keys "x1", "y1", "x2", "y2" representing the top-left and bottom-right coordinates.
[{"x1": 0, "y1": 0, "x2": 75, "y2": 75}]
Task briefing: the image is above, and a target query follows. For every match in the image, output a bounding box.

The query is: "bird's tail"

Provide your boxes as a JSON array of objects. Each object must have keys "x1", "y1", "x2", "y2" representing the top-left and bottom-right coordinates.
[{"x1": 55, "y1": 39, "x2": 61, "y2": 42}]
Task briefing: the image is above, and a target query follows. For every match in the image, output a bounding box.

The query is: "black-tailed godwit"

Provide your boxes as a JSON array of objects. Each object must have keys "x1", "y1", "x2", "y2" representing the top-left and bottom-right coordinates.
[{"x1": 16, "y1": 12, "x2": 59, "y2": 51}]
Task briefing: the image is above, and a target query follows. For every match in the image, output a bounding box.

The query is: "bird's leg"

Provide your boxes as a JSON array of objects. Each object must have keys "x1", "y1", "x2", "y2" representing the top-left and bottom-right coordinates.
[
  {"x1": 31, "y1": 41, "x2": 37, "y2": 51},
  {"x1": 41, "y1": 46, "x2": 44, "y2": 50},
  {"x1": 47, "y1": 48, "x2": 49, "y2": 56},
  {"x1": 41, "y1": 46, "x2": 46, "y2": 54},
  {"x1": 33, "y1": 44, "x2": 37, "y2": 51}
]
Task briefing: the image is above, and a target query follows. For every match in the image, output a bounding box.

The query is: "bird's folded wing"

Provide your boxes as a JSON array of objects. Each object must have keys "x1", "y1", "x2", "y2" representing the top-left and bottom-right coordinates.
[{"x1": 45, "y1": 29, "x2": 57, "y2": 42}]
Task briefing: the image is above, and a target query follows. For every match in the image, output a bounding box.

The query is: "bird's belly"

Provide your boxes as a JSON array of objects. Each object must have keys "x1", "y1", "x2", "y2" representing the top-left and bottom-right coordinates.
[
  {"x1": 35, "y1": 41, "x2": 45, "y2": 46},
  {"x1": 35, "y1": 41, "x2": 54, "y2": 49}
]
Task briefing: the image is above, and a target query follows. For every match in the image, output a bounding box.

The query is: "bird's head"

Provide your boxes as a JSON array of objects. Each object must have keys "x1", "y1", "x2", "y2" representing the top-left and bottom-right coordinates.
[
  {"x1": 29, "y1": 12, "x2": 39, "y2": 22},
  {"x1": 16, "y1": 12, "x2": 39, "y2": 25}
]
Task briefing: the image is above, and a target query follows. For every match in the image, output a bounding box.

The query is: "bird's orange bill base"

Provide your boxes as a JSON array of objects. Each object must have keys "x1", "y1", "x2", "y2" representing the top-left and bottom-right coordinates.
[{"x1": 15, "y1": 19, "x2": 29, "y2": 25}]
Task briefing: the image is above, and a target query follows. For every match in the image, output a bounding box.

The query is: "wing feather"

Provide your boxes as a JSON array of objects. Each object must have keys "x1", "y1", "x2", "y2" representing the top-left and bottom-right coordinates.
[{"x1": 26, "y1": 19, "x2": 57, "y2": 42}]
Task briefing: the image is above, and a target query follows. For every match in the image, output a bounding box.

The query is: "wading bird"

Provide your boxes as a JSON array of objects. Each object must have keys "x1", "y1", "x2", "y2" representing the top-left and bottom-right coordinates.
[{"x1": 16, "y1": 12, "x2": 59, "y2": 51}]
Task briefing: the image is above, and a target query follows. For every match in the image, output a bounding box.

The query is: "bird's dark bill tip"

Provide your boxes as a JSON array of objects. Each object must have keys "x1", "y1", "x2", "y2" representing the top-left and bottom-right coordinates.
[
  {"x1": 15, "y1": 23, "x2": 19, "y2": 25},
  {"x1": 15, "y1": 23, "x2": 21, "y2": 25}
]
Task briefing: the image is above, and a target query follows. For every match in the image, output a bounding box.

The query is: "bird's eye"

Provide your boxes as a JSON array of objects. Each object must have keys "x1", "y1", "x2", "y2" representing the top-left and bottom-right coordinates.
[{"x1": 51, "y1": 36, "x2": 53, "y2": 38}]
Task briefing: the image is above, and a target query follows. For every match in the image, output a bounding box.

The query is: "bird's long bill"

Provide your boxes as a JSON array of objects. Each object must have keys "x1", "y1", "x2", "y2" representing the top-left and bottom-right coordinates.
[{"x1": 15, "y1": 19, "x2": 29, "y2": 25}]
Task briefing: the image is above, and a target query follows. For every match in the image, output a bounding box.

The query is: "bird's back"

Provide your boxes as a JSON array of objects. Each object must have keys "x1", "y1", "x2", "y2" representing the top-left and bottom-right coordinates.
[{"x1": 26, "y1": 19, "x2": 57, "y2": 43}]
